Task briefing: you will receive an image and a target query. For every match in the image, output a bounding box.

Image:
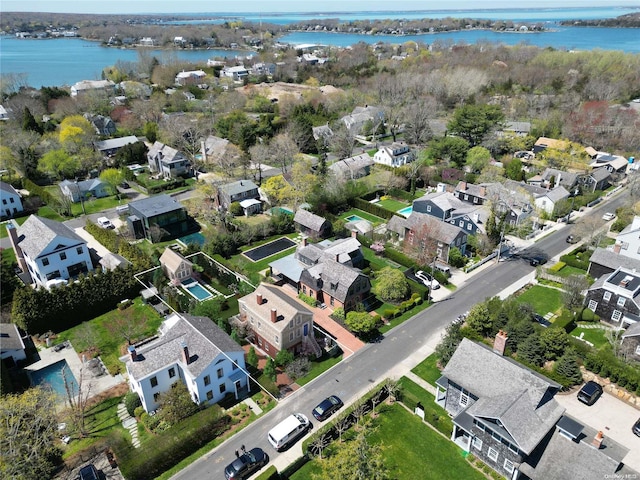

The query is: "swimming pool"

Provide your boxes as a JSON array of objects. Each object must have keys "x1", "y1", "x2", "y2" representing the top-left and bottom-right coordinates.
[
  {"x1": 397, "y1": 206, "x2": 413, "y2": 217},
  {"x1": 30, "y1": 360, "x2": 78, "y2": 398},
  {"x1": 345, "y1": 215, "x2": 365, "y2": 222},
  {"x1": 182, "y1": 280, "x2": 214, "y2": 301},
  {"x1": 179, "y1": 232, "x2": 206, "y2": 247}
]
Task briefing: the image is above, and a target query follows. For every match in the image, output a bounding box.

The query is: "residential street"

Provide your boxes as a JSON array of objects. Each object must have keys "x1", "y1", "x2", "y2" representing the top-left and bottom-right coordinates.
[{"x1": 172, "y1": 189, "x2": 635, "y2": 480}]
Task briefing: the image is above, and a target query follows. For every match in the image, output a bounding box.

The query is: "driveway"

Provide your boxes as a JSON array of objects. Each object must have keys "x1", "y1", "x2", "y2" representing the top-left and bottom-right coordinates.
[{"x1": 554, "y1": 388, "x2": 640, "y2": 472}]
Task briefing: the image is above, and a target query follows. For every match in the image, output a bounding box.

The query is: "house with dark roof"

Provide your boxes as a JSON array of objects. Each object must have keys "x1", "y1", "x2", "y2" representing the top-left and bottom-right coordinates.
[
  {"x1": 215, "y1": 180, "x2": 261, "y2": 215},
  {"x1": 411, "y1": 191, "x2": 488, "y2": 236},
  {"x1": 127, "y1": 194, "x2": 190, "y2": 242},
  {"x1": 581, "y1": 167, "x2": 611, "y2": 192},
  {"x1": 612, "y1": 216, "x2": 640, "y2": 262},
  {"x1": 435, "y1": 337, "x2": 566, "y2": 479},
  {"x1": 94, "y1": 135, "x2": 140, "y2": 158},
  {"x1": 387, "y1": 212, "x2": 467, "y2": 264},
  {"x1": 159, "y1": 248, "x2": 193, "y2": 285},
  {"x1": 294, "y1": 209, "x2": 331, "y2": 238},
  {"x1": 588, "y1": 247, "x2": 640, "y2": 280},
  {"x1": 584, "y1": 266, "x2": 640, "y2": 328},
  {"x1": 329, "y1": 153, "x2": 374, "y2": 181},
  {"x1": 0, "y1": 323, "x2": 27, "y2": 368},
  {"x1": 9, "y1": 216, "x2": 94, "y2": 288},
  {"x1": 620, "y1": 322, "x2": 640, "y2": 362},
  {"x1": 237, "y1": 283, "x2": 321, "y2": 358},
  {"x1": 122, "y1": 313, "x2": 247, "y2": 413},
  {"x1": 528, "y1": 168, "x2": 580, "y2": 192},
  {"x1": 454, "y1": 181, "x2": 489, "y2": 206},
  {"x1": 85, "y1": 114, "x2": 116, "y2": 136},
  {"x1": 0, "y1": 181, "x2": 24, "y2": 219},
  {"x1": 340, "y1": 105, "x2": 384, "y2": 133},
  {"x1": 147, "y1": 141, "x2": 190, "y2": 179},
  {"x1": 59, "y1": 178, "x2": 110, "y2": 203}
]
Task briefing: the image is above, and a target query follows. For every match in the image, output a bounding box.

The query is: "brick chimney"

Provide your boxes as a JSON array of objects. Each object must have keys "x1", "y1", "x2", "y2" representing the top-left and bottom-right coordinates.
[
  {"x1": 493, "y1": 330, "x2": 508, "y2": 356},
  {"x1": 6, "y1": 224, "x2": 30, "y2": 281},
  {"x1": 270, "y1": 308, "x2": 277, "y2": 323},
  {"x1": 181, "y1": 341, "x2": 190, "y2": 365},
  {"x1": 301, "y1": 236, "x2": 308, "y2": 247},
  {"x1": 351, "y1": 229, "x2": 358, "y2": 239},
  {"x1": 479, "y1": 186, "x2": 486, "y2": 197},
  {"x1": 592, "y1": 431, "x2": 604, "y2": 449},
  {"x1": 460, "y1": 181, "x2": 467, "y2": 190},
  {"x1": 613, "y1": 243, "x2": 621, "y2": 254},
  {"x1": 128, "y1": 345, "x2": 137, "y2": 362},
  {"x1": 256, "y1": 293, "x2": 263, "y2": 305}
]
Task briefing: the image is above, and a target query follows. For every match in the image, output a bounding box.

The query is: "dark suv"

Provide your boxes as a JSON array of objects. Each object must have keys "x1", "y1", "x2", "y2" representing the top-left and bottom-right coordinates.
[
  {"x1": 79, "y1": 464, "x2": 99, "y2": 480},
  {"x1": 577, "y1": 381, "x2": 603, "y2": 406},
  {"x1": 224, "y1": 447, "x2": 269, "y2": 480}
]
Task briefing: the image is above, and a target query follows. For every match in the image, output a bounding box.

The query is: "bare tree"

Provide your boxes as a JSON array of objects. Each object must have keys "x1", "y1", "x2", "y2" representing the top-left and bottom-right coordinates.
[
  {"x1": 403, "y1": 98, "x2": 436, "y2": 145},
  {"x1": 573, "y1": 216, "x2": 607, "y2": 248},
  {"x1": 369, "y1": 388, "x2": 384, "y2": 418},
  {"x1": 351, "y1": 398, "x2": 368, "y2": 427},
  {"x1": 269, "y1": 133, "x2": 299, "y2": 174},
  {"x1": 605, "y1": 328, "x2": 623, "y2": 359},
  {"x1": 309, "y1": 431, "x2": 331, "y2": 459},
  {"x1": 329, "y1": 122, "x2": 357, "y2": 160},
  {"x1": 105, "y1": 306, "x2": 144, "y2": 346},
  {"x1": 334, "y1": 413, "x2": 351, "y2": 443},
  {"x1": 62, "y1": 365, "x2": 93, "y2": 438},
  {"x1": 402, "y1": 220, "x2": 441, "y2": 267},
  {"x1": 384, "y1": 378, "x2": 400, "y2": 403},
  {"x1": 562, "y1": 274, "x2": 590, "y2": 311}
]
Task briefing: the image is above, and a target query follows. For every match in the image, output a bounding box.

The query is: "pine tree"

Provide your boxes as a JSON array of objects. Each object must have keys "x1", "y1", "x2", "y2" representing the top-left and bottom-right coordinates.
[{"x1": 554, "y1": 348, "x2": 583, "y2": 384}]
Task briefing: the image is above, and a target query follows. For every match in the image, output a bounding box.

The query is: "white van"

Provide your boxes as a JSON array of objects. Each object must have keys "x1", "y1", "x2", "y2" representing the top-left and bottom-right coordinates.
[
  {"x1": 267, "y1": 413, "x2": 311, "y2": 451},
  {"x1": 434, "y1": 263, "x2": 451, "y2": 277}
]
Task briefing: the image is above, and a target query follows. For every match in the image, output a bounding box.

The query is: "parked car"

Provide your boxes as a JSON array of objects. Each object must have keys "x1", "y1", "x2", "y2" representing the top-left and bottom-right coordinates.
[
  {"x1": 566, "y1": 235, "x2": 580, "y2": 244},
  {"x1": 224, "y1": 447, "x2": 269, "y2": 480},
  {"x1": 602, "y1": 212, "x2": 616, "y2": 221},
  {"x1": 97, "y1": 216, "x2": 114, "y2": 229},
  {"x1": 633, "y1": 418, "x2": 640, "y2": 437},
  {"x1": 415, "y1": 270, "x2": 440, "y2": 289},
  {"x1": 267, "y1": 413, "x2": 311, "y2": 451},
  {"x1": 312, "y1": 395, "x2": 344, "y2": 421},
  {"x1": 79, "y1": 464, "x2": 99, "y2": 480},
  {"x1": 120, "y1": 181, "x2": 130, "y2": 189},
  {"x1": 529, "y1": 255, "x2": 547, "y2": 267},
  {"x1": 577, "y1": 381, "x2": 603, "y2": 406}
]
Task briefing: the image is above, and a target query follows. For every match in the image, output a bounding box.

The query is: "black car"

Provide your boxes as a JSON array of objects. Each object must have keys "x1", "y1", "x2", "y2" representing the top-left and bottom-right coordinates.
[
  {"x1": 529, "y1": 256, "x2": 547, "y2": 267},
  {"x1": 312, "y1": 395, "x2": 343, "y2": 421},
  {"x1": 120, "y1": 181, "x2": 130, "y2": 189},
  {"x1": 79, "y1": 464, "x2": 99, "y2": 480},
  {"x1": 577, "y1": 381, "x2": 603, "y2": 406},
  {"x1": 224, "y1": 447, "x2": 269, "y2": 480},
  {"x1": 633, "y1": 418, "x2": 640, "y2": 437},
  {"x1": 566, "y1": 235, "x2": 579, "y2": 244}
]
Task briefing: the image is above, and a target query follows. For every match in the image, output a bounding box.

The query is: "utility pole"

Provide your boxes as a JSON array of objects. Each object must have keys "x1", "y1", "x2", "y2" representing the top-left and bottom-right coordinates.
[{"x1": 75, "y1": 179, "x2": 86, "y2": 215}]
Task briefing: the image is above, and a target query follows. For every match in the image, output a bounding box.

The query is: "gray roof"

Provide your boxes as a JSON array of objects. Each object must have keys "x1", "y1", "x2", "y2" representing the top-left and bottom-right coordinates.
[
  {"x1": 0, "y1": 323, "x2": 25, "y2": 352},
  {"x1": 590, "y1": 168, "x2": 611, "y2": 182},
  {"x1": 540, "y1": 168, "x2": 580, "y2": 188},
  {"x1": 329, "y1": 153, "x2": 374, "y2": 174},
  {"x1": 125, "y1": 313, "x2": 242, "y2": 380},
  {"x1": 622, "y1": 321, "x2": 640, "y2": 338},
  {"x1": 388, "y1": 212, "x2": 465, "y2": 244},
  {"x1": 129, "y1": 194, "x2": 184, "y2": 218},
  {"x1": 219, "y1": 179, "x2": 258, "y2": 197},
  {"x1": 16, "y1": 215, "x2": 86, "y2": 259},
  {"x1": 504, "y1": 180, "x2": 549, "y2": 197},
  {"x1": 540, "y1": 186, "x2": 570, "y2": 203},
  {"x1": 60, "y1": 178, "x2": 106, "y2": 193},
  {"x1": 94, "y1": 135, "x2": 139, "y2": 151},
  {"x1": 239, "y1": 283, "x2": 313, "y2": 333},
  {"x1": 148, "y1": 141, "x2": 184, "y2": 163},
  {"x1": 294, "y1": 209, "x2": 329, "y2": 232},
  {"x1": 269, "y1": 254, "x2": 305, "y2": 283},
  {"x1": 589, "y1": 247, "x2": 640, "y2": 273},
  {"x1": 519, "y1": 416, "x2": 629, "y2": 480},
  {"x1": 0, "y1": 181, "x2": 20, "y2": 196},
  {"x1": 442, "y1": 338, "x2": 564, "y2": 454},
  {"x1": 301, "y1": 259, "x2": 366, "y2": 303}
]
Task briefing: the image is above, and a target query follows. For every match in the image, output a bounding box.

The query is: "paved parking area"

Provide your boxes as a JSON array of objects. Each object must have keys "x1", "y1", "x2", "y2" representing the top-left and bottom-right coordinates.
[{"x1": 554, "y1": 389, "x2": 640, "y2": 472}]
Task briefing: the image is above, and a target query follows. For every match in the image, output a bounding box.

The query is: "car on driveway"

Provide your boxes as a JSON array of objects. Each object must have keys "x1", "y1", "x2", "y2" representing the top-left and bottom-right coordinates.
[
  {"x1": 312, "y1": 395, "x2": 343, "y2": 421},
  {"x1": 633, "y1": 418, "x2": 640, "y2": 437},
  {"x1": 415, "y1": 270, "x2": 440, "y2": 289},
  {"x1": 120, "y1": 181, "x2": 130, "y2": 189},
  {"x1": 224, "y1": 447, "x2": 269, "y2": 480},
  {"x1": 79, "y1": 464, "x2": 99, "y2": 480},
  {"x1": 97, "y1": 216, "x2": 114, "y2": 229},
  {"x1": 602, "y1": 212, "x2": 616, "y2": 221},
  {"x1": 577, "y1": 381, "x2": 603, "y2": 406}
]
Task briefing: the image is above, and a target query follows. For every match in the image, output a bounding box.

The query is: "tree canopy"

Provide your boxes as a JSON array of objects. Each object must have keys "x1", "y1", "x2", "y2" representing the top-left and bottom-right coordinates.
[
  {"x1": 372, "y1": 267, "x2": 409, "y2": 303},
  {"x1": 447, "y1": 104, "x2": 505, "y2": 147}
]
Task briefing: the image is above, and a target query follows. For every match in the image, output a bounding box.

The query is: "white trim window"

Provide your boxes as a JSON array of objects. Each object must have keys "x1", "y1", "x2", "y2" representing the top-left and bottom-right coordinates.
[
  {"x1": 635, "y1": 345, "x2": 640, "y2": 355},
  {"x1": 617, "y1": 297, "x2": 626, "y2": 307},
  {"x1": 588, "y1": 300, "x2": 598, "y2": 311},
  {"x1": 504, "y1": 459, "x2": 515, "y2": 474},
  {"x1": 603, "y1": 291, "x2": 612, "y2": 302},
  {"x1": 459, "y1": 389, "x2": 470, "y2": 407},
  {"x1": 472, "y1": 436, "x2": 483, "y2": 451},
  {"x1": 612, "y1": 310, "x2": 622, "y2": 322},
  {"x1": 488, "y1": 447, "x2": 499, "y2": 462}
]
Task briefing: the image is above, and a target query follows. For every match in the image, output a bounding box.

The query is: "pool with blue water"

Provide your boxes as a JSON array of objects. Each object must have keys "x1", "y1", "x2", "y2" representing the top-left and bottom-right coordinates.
[{"x1": 30, "y1": 360, "x2": 78, "y2": 398}]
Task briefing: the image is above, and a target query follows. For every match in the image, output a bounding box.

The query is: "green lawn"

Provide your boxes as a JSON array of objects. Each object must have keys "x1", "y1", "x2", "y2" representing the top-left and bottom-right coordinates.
[
  {"x1": 571, "y1": 325, "x2": 609, "y2": 349},
  {"x1": 362, "y1": 246, "x2": 392, "y2": 272},
  {"x1": 0, "y1": 223, "x2": 8, "y2": 238},
  {"x1": 377, "y1": 198, "x2": 409, "y2": 212},
  {"x1": 398, "y1": 376, "x2": 453, "y2": 436},
  {"x1": 555, "y1": 265, "x2": 589, "y2": 278},
  {"x1": 291, "y1": 403, "x2": 483, "y2": 480},
  {"x1": 339, "y1": 209, "x2": 386, "y2": 226},
  {"x1": 296, "y1": 354, "x2": 343, "y2": 386},
  {"x1": 71, "y1": 195, "x2": 125, "y2": 216},
  {"x1": 515, "y1": 285, "x2": 564, "y2": 316},
  {"x1": 411, "y1": 354, "x2": 442, "y2": 386},
  {"x1": 36, "y1": 205, "x2": 64, "y2": 221},
  {"x1": 56, "y1": 298, "x2": 164, "y2": 375},
  {"x1": 2, "y1": 246, "x2": 16, "y2": 265}
]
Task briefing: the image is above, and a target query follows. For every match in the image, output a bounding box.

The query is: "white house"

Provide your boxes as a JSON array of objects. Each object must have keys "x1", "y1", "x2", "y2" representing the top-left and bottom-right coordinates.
[
  {"x1": 534, "y1": 185, "x2": 570, "y2": 215},
  {"x1": 10, "y1": 216, "x2": 94, "y2": 288},
  {"x1": 70, "y1": 79, "x2": 116, "y2": 98},
  {"x1": 0, "y1": 181, "x2": 24, "y2": 218},
  {"x1": 220, "y1": 65, "x2": 249, "y2": 81},
  {"x1": 175, "y1": 70, "x2": 207, "y2": 86},
  {"x1": 59, "y1": 179, "x2": 110, "y2": 203},
  {"x1": 0, "y1": 323, "x2": 27, "y2": 368},
  {"x1": 122, "y1": 313, "x2": 248, "y2": 413},
  {"x1": 612, "y1": 216, "x2": 640, "y2": 262},
  {"x1": 373, "y1": 142, "x2": 415, "y2": 167},
  {"x1": 147, "y1": 141, "x2": 190, "y2": 179}
]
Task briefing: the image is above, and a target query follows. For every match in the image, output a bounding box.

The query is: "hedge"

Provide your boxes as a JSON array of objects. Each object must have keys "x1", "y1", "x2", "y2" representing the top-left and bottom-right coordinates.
[
  {"x1": 550, "y1": 310, "x2": 576, "y2": 333},
  {"x1": 559, "y1": 252, "x2": 589, "y2": 271},
  {"x1": 85, "y1": 221, "x2": 153, "y2": 270},
  {"x1": 23, "y1": 179, "x2": 55, "y2": 204},
  {"x1": 350, "y1": 197, "x2": 395, "y2": 220},
  {"x1": 548, "y1": 261, "x2": 566, "y2": 273},
  {"x1": 382, "y1": 246, "x2": 418, "y2": 269},
  {"x1": 583, "y1": 350, "x2": 640, "y2": 395},
  {"x1": 388, "y1": 187, "x2": 416, "y2": 202}
]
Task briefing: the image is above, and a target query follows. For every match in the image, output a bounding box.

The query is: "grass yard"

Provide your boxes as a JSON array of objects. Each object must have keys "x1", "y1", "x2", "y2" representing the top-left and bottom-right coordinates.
[
  {"x1": 56, "y1": 298, "x2": 163, "y2": 375},
  {"x1": 296, "y1": 354, "x2": 343, "y2": 386},
  {"x1": 515, "y1": 285, "x2": 564, "y2": 317},
  {"x1": 411, "y1": 354, "x2": 442, "y2": 386},
  {"x1": 290, "y1": 403, "x2": 482, "y2": 480},
  {"x1": 377, "y1": 198, "x2": 409, "y2": 212},
  {"x1": 2, "y1": 244, "x2": 16, "y2": 264},
  {"x1": 362, "y1": 246, "x2": 391, "y2": 271},
  {"x1": 227, "y1": 233, "x2": 299, "y2": 276},
  {"x1": 339, "y1": 208, "x2": 386, "y2": 226},
  {"x1": 36, "y1": 205, "x2": 64, "y2": 221},
  {"x1": 398, "y1": 376, "x2": 453, "y2": 436},
  {"x1": 0, "y1": 223, "x2": 8, "y2": 238},
  {"x1": 555, "y1": 265, "x2": 589, "y2": 278},
  {"x1": 571, "y1": 325, "x2": 609, "y2": 350},
  {"x1": 234, "y1": 214, "x2": 273, "y2": 227}
]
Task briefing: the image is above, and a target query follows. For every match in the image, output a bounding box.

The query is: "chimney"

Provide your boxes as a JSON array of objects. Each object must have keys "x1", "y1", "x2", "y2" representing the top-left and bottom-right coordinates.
[
  {"x1": 256, "y1": 293, "x2": 263, "y2": 305},
  {"x1": 351, "y1": 229, "x2": 358, "y2": 239},
  {"x1": 592, "y1": 431, "x2": 604, "y2": 449},
  {"x1": 270, "y1": 308, "x2": 277, "y2": 323},
  {"x1": 335, "y1": 253, "x2": 340, "y2": 262},
  {"x1": 301, "y1": 236, "x2": 308, "y2": 247},
  {"x1": 181, "y1": 341, "x2": 190, "y2": 365},
  {"x1": 556, "y1": 174, "x2": 561, "y2": 188},
  {"x1": 493, "y1": 330, "x2": 508, "y2": 356},
  {"x1": 6, "y1": 224, "x2": 31, "y2": 281},
  {"x1": 460, "y1": 181, "x2": 467, "y2": 190},
  {"x1": 479, "y1": 186, "x2": 486, "y2": 196},
  {"x1": 613, "y1": 243, "x2": 621, "y2": 254},
  {"x1": 128, "y1": 345, "x2": 137, "y2": 362}
]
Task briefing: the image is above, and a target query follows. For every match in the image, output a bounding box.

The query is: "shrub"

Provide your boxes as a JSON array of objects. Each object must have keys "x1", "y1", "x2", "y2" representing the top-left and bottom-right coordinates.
[
  {"x1": 125, "y1": 392, "x2": 142, "y2": 417},
  {"x1": 298, "y1": 293, "x2": 318, "y2": 307},
  {"x1": 229, "y1": 202, "x2": 244, "y2": 216},
  {"x1": 133, "y1": 406, "x2": 145, "y2": 419},
  {"x1": 332, "y1": 307, "x2": 345, "y2": 321},
  {"x1": 581, "y1": 308, "x2": 597, "y2": 322},
  {"x1": 548, "y1": 261, "x2": 566, "y2": 273},
  {"x1": 383, "y1": 308, "x2": 395, "y2": 319}
]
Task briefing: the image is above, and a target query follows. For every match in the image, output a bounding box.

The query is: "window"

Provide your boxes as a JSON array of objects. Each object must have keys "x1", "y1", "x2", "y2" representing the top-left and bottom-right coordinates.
[
  {"x1": 635, "y1": 345, "x2": 640, "y2": 355},
  {"x1": 487, "y1": 447, "x2": 499, "y2": 462},
  {"x1": 204, "y1": 375, "x2": 211, "y2": 386},
  {"x1": 76, "y1": 247, "x2": 83, "y2": 255},
  {"x1": 459, "y1": 220, "x2": 464, "y2": 227},
  {"x1": 153, "y1": 392, "x2": 161, "y2": 402},
  {"x1": 275, "y1": 335, "x2": 279, "y2": 344},
  {"x1": 603, "y1": 291, "x2": 612, "y2": 301},
  {"x1": 217, "y1": 368, "x2": 223, "y2": 379},
  {"x1": 503, "y1": 459, "x2": 515, "y2": 474},
  {"x1": 168, "y1": 367, "x2": 176, "y2": 378},
  {"x1": 472, "y1": 437, "x2": 483, "y2": 451},
  {"x1": 1, "y1": 199, "x2": 5, "y2": 205},
  {"x1": 150, "y1": 376, "x2": 158, "y2": 388},
  {"x1": 289, "y1": 320, "x2": 293, "y2": 328},
  {"x1": 617, "y1": 297, "x2": 626, "y2": 307},
  {"x1": 464, "y1": 194, "x2": 469, "y2": 201},
  {"x1": 206, "y1": 390, "x2": 213, "y2": 401},
  {"x1": 60, "y1": 252, "x2": 67, "y2": 260},
  {"x1": 459, "y1": 389, "x2": 470, "y2": 407},
  {"x1": 232, "y1": 363, "x2": 238, "y2": 370},
  {"x1": 611, "y1": 310, "x2": 622, "y2": 322},
  {"x1": 219, "y1": 384, "x2": 226, "y2": 394},
  {"x1": 330, "y1": 297, "x2": 335, "y2": 306},
  {"x1": 290, "y1": 332, "x2": 294, "y2": 341},
  {"x1": 42, "y1": 258, "x2": 50, "y2": 266},
  {"x1": 508, "y1": 443, "x2": 518, "y2": 454},
  {"x1": 427, "y1": 205, "x2": 432, "y2": 212},
  {"x1": 474, "y1": 197, "x2": 478, "y2": 203},
  {"x1": 588, "y1": 300, "x2": 598, "y2": 311},
  {"x1": 467, "y1": 223, "x2": 472, "y2": 230}
]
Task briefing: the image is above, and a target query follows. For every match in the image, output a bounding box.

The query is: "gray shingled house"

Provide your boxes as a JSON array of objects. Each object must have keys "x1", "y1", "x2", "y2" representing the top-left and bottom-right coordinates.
[
  {"x1": 584, "y1": 267, "x2": 640, "y2": 328},
  {"x1": 294, "y1": 209, "x2": 331, "y2": 238}
]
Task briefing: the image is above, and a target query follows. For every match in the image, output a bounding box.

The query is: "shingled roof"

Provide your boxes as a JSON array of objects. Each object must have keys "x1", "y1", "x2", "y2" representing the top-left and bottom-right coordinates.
[
  {"x1": 294, "y1": 209, "x2": 329, "y2": 233},
  {"x1": 301, "y1": 258, "x2": 364, "y2": 303},
  {"x1": 16, "y1": 215, "x2": 86, "y2": 259}
]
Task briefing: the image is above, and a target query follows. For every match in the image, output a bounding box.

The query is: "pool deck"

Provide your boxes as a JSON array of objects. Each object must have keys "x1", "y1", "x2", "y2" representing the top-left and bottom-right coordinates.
[{"x1": 26, "y1": 342, "x2": 125, "y2": 403}]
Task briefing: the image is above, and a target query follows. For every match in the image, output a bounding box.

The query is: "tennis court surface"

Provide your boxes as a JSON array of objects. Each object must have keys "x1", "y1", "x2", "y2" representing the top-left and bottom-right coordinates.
[{"x1": 243, "y1": 237, "x2": 296, "y2": 262}]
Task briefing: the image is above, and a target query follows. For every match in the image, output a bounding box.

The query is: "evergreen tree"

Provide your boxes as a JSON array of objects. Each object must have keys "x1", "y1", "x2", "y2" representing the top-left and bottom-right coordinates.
[
  {"x1": 263, "y1": 358, "x2": 277, "y2": 382},
  {"x1": 22, "y1": 107, "x2": 42, "y2": 134},
  {"x1": 517, "y1": 334, "x2": 545, "y2": 367},
  {"x1": 246, "y1": 347, "x2": 259, "y2": 369},
  {"x1": 554, "y1": 348, "x2": 583, "y2": 384}
]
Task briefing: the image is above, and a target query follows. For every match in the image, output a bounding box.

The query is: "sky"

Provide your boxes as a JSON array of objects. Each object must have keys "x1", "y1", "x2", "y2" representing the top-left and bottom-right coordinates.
[{"x1": 2, "y1": 1, "x2": 640, "y2": 14}]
